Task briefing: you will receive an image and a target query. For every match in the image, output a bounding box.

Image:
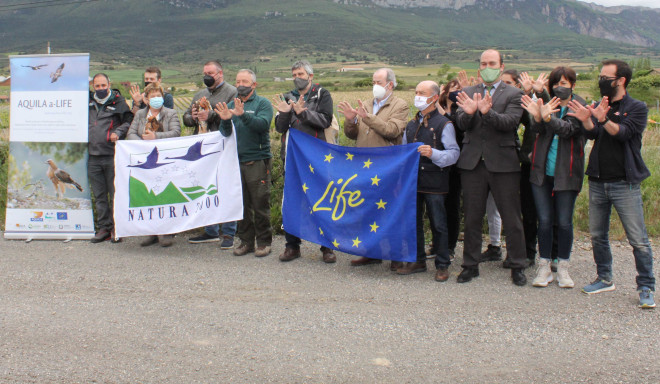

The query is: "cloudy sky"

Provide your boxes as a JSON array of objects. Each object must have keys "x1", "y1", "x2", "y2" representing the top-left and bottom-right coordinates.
[{"x1": 577, "y1": 0, "x2": 660, "y2": 8}]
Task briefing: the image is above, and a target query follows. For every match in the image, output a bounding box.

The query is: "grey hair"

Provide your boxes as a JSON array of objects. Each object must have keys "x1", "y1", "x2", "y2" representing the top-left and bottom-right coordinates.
[
  {"x1": 237, "y1": 69, "x2": 257, "y2": 82},
  {"x1": 291, "y1": 60, "x2": 313, "y2": 75},
  {"x1": 430, "y1": 82, "x2": 441, "y2": 96},
  {"x1": 379, "y1": 68, "x2": 397, "y2": 88}
]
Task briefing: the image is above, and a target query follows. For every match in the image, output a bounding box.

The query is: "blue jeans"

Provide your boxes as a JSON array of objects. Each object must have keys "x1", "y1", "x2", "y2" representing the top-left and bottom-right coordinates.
[
  {"x1": 417, "y1": 193, "x2": 450, "y2": 269},
  {"x1": 531, "y1": 176, "x2": 578, "y2": 261},
  {"x1": 589, "y1": 180, "x2": 655, "y2": 290},
  {"x1": 205, "y1": 222, "x2": 237, "y2": 238}
]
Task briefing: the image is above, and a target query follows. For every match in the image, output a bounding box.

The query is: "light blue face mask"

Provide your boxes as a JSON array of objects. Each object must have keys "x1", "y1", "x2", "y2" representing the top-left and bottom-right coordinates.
[{"x1": 149, "y1": 96, "x2": 164, "y2": 109}]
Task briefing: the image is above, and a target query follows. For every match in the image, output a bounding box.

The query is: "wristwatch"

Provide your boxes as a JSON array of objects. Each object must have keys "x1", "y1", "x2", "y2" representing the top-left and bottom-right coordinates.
[{"x1": 599, "y1": 117, "x2": 610, "y2": 125}]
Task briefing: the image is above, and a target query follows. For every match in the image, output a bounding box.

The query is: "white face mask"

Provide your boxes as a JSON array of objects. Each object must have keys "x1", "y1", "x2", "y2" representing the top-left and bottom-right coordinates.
[
  {"x1": 414, "y1": 95, "x2": 433, "y2": 111},
  {"x1": 373, "y1": 84, "x2": 387, "y2": 100}
]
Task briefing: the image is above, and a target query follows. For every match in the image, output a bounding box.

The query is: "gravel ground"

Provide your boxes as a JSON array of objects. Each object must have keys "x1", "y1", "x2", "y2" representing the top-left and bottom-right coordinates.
[{"x1": 0, "y1": 233, "x2": 658, "y2": 383}]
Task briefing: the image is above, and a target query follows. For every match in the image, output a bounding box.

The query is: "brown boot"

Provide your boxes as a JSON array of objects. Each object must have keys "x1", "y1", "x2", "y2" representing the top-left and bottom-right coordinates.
[
  {"x1": 158, "y1": 235, "x2": 174, "y2": 247},
  {"x1": 434, "y1": 267, "x2": 449, "y2": 282},
  {"x1": 279, "y1": 247, "x2": 300, "y2": 262},
  {"x1": 233, "y1": 243, "x2": 255, "y2": 256},
  {"x1": 322, "y1": 249, "x2": 336, "y2": 264},
  {"x1": 396, "y1": 261, "x2": 427, "y2": 275},
  {"x1": 351, "y1": 257, "x2": 382, "y2": 266},
  {"x1": 389, "y1": 261, "x2": 404, "y2": 271},
  {"x1": 140, "y1": 235, "x2": 159, "y2": 247}
]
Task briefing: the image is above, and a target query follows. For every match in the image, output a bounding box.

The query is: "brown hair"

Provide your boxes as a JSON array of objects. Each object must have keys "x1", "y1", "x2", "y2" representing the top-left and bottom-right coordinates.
[
  {"x1": 144, "y1": 83, "x2": 164, "y2": 98},
  {"x1": 145, "y1": 66, "x2": 162, "y2": 79},
  {"x1": 439, "y1": 79, "x2": 461, "y2": 110}
]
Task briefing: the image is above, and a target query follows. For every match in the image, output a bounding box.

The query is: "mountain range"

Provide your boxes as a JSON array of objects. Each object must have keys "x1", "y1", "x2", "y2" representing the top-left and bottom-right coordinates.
[{"x1": 1, "y1": 0, "x2": 658, "y2": 66}]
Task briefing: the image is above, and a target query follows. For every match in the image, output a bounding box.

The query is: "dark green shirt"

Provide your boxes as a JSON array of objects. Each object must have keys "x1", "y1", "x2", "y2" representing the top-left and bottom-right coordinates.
[{"x1": 219, "y1": 91, "x2": 273, "y2": 162}]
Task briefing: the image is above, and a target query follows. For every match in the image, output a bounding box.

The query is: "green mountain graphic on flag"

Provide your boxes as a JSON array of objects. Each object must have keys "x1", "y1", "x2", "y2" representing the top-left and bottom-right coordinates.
[{"x1": 129, "y1": 176, "x2": 217, "y2": 208}]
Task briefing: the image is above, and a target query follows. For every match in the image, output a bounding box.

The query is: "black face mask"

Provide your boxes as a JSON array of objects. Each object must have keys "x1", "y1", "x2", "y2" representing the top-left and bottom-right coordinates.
[
  {"x1": 294, "y1": 77, "x2": 309, "y2": 91},
  {"x1": 553, "y1": 86, "x2": 572, "y2": 100},
  {"x1": 448, "y1": 90, "x2": 460, "y2": 103},
  {"x1": 95, "y1": 89, "x2": 109, "y2": 99},
  {"x1": 203, "y1": 75, "x2": 216, "y2": 88},
  {"x1": 598, "y1": 78, "x2": 618, "y2": 99},
  {"x1": 236, "y1": 85, "x2": 253, "y2": 98},
  {"x1": 144, "y1": 81, "x2": 152, "y2": 88}
]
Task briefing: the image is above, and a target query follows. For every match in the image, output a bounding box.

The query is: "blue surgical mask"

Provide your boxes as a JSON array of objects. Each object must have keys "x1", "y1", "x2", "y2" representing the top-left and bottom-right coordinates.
[{"x1": 149, "y1": 96, "x2": 164, "y2": 109}]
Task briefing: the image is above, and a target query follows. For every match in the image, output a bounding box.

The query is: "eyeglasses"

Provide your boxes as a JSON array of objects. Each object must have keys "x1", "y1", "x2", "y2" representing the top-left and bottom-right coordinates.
[{"x1": 598, "y1": 76, "x2": 619, "y2": 81}]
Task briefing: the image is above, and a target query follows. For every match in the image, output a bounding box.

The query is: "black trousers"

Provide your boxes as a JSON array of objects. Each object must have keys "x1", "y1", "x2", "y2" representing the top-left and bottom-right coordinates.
[
  {"x1": 88, "y1": 155, "x2": 115, "y2": 231},
  {"x1": 445, "y1": 165, "x2": 462, "y2": 252},
  {"x1": 460, "y1": 161, "x2": 526, "y2": 269},
  {"x1": 520, "y1": 163, "x2": 538, "y2": 260}
]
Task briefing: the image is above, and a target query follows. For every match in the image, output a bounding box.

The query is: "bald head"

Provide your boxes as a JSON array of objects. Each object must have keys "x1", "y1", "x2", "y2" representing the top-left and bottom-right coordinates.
[
  {"x1": 416, "y1": 80, "x2": 440, "y2": 97},
  {"x1": 481, "y1": 49, "x2": 503, "y2": 66}
]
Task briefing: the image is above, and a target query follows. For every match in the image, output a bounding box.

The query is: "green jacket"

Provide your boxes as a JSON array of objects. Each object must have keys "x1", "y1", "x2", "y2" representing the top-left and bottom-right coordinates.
[{"x1": 219, "y1": 91, "x2": 273, "y2": 162}]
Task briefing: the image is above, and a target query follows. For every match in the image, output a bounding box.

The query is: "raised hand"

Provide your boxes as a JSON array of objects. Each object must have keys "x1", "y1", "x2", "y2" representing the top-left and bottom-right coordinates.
[
  {"x1": 533, "y1": 73, "x2": 548, "y2": 94},
  {"x1": 337, "y1": 101, "x2": 357, "y2": 121},
  {"x1": 566, "y1": 100, "x2": 592, "y2": 122},
  {"x1": 435, "y1": 99, "x2": 446, "y2": 115},
  {"x1": 292, "y1": 95, "x2": 307, "y2": 114},
  {"x1": 519, "y1": 72, "x2": 534, "y2": 94},
  {"x1": 214, "y1": 102, "x2": 233, "y2": 120},
  {"x1": 540, "y1": 96, "x2": 561, "y2": 122},
  {"x1": 130, "y1": 85, "x2": 143, "y2": 105},
  {"x1": 456, "y1": 91, "x2": 479, "y2": 115},
  {"x1": 588, "y1": 96, "x2": 610, "y2": 123},
  {"x1": 458, "y1": 70, "x2": 469, "y2": 88},
  {"x1": 271, "y1": 94, "x2": 292, "y2": 113},
  {"x1": 478, "y1": 92, "x2": 492, "y2": 115},
  {"x1": 232, "y1": 98, "x2": 244, "y2": 116},
  {"x1": 521, "y1": 94, "x2": 542, "y2": 122},
  {"x1": 356, "y1": 99, "x2": 368, "y2": 118}
]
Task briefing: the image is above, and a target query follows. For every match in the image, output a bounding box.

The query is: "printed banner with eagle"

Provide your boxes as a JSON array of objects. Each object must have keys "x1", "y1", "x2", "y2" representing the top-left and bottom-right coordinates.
[{"x1": 113, "y1": 131, "x2": 243, "y2": 238}]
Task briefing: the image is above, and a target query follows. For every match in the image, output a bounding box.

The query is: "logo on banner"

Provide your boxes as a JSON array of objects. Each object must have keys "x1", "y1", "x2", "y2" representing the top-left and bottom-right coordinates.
[
  {"x1": 75, "y1": 224, "x2": 82, "y2": 230},
  {"x1": 57, "y1": 212, "x2": 68, "y2": 220},
  {"x1": 30, "y1": 211, "x2": 44, "y2": 222}
]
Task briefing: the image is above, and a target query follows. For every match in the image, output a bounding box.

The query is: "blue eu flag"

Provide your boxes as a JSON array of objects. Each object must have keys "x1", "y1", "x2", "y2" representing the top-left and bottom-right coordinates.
[{"x1": 283, "y1": 129, "x2": 421, "y2": 262}]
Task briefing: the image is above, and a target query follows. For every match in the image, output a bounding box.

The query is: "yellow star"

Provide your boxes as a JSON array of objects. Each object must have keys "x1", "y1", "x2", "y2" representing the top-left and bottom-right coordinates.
[
  {"x1": 332, "y1": 239, "x2": 340, "y2": 248},
  {"x1": 352, "y1": 237, "x2": 362, "y2": 248},
  {"x1": 370, "y1": 222, "x2": 379, "y2": 233},
  {"x1": 376, "y1": 199, "x2": 387, "y2": 209},
  {"x1": 319, "y1": 227, "x2": 324, "y2": 236},
  {"x1": 363, "y1": 158, "x2": 373, "y2": 169},
  {"x1": 371, "y1": 175, "x2": 380, "y2": 186},
  {"x1": 309, "y1": 163, "x2": 314, "y2": 173},
  {"x1": 302, "y1": 183, "x2": 309, "y2": 193},
  {"x1": 345, "y1": 152, "x2": 354, "y2": 161},
  {"x1": 324, "y1": 153, "x2": 334, "y2": 163}
]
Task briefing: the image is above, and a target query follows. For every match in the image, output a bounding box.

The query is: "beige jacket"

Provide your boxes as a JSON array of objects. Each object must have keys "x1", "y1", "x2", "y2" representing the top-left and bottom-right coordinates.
[{"x1": 343, "y1": 94, "x2": 409, "y2": 147}]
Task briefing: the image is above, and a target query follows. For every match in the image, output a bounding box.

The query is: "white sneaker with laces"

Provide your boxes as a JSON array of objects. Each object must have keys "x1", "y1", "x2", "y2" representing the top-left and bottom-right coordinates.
[
  {"x1": 557, "y1": 260, "x2": 574, "y2": 288},
  {"x1": 532, "y1": 258, "x2": 553, "y2": 287}
]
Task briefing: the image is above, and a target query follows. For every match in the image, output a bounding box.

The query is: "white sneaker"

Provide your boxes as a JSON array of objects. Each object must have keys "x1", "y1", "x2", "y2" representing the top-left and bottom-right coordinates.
[
  {"x1": 557, "y1": 260, "x2": 575, "y2": 288},
  {"x1": 532, "y1": 258, "x2": 553, "y2": 287}
]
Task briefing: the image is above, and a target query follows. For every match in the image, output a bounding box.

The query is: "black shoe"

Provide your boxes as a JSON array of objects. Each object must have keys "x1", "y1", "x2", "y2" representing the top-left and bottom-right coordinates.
[
  {"x1": 188, "y1": 233, "x2": 219, "y2": 243},
  {"x1": 512, "y1": 268, "x2": 527, "y2": 286},
  {"x1": 502, "y1": 259, "x2": 514, "y2": 269},
  {"x1": 91, "y1": 228, "x2": 111, "y2": 243},
  {"x1": 457, "y1": 268, "x2": 479, "y2": 283},
  {"x1": 481, "y1": 244, "x2": 502, "y2": 261}
]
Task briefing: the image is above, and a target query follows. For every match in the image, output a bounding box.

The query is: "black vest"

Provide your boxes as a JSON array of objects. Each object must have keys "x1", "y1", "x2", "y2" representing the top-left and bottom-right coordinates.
[{"x1": 405, "y1": 109, "x2": 451, "y2": 194}]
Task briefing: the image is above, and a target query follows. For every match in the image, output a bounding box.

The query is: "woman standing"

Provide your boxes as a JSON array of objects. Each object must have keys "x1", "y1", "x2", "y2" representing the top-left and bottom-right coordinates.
[
  {"x1": 127, "y1": 83, "x2": 181, "y2": 247},
  {"x1": 521, "y1": 67, "x2": 586, "y2": 288}
]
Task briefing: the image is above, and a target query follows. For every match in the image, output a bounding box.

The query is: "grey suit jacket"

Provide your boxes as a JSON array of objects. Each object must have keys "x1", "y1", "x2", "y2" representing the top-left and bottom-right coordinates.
[
  {"x1": 456, "y1": 82, "x2": 524, "y2": 173},
  {"x1": 127, "y1": 107, "x2": 181, "y2": 140}
]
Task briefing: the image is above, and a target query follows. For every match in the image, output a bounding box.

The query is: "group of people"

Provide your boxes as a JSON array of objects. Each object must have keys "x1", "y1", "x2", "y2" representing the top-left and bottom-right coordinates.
[{"x1": 86, "y1": 50, "x2": 655, "y2": 309}]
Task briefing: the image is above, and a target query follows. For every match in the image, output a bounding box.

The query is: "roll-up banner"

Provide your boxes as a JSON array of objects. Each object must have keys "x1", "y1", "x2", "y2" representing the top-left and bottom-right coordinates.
[{"x1": 4, "y1": 53, "x2": 95, "y2": 241}]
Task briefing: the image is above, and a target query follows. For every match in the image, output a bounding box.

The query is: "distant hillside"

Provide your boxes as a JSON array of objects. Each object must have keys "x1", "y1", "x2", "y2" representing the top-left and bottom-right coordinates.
[{"x1": 0, "y1": 0, "x2": 658, "y2": 67}]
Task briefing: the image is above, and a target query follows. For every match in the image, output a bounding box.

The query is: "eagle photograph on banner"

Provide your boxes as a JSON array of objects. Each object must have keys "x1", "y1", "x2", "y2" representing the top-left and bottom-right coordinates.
[
  {"x1": 283, "y1": 129, "x2": 421, "y2": 262},
  {"x1": 114, "y1": 131, "x2": 243, "y2": 238}
]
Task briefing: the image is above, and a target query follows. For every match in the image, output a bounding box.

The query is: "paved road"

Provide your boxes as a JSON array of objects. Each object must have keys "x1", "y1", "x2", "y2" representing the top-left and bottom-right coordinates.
[{"x1": 1, "y1": 233, "x2": 658, "y2": 383}]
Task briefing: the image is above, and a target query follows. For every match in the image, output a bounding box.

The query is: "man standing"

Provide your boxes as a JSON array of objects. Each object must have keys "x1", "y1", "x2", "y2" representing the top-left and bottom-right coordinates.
[
  {"x1": 455, "y1": 49, "x2": 527, "y2": 286},
  {"x1": 183, "y1": 61, "x2": 238, "y2": 248},
  {"x1": 338, "y1": 68, "x2": 409, "y2": 270},
  {"x1": 273, "y1": 60, "x2": 336, "y2": 264},
  {"x1": 216, "y1": 69, "x2": 274, "y2": 257},
  {"x1": 398, "y1": 81, "x2": 460, "y2": 281},
  {"x1": 568, "y1": 59, "x2": 655, "y2": 308},
  {"x1": 129, "y1": 66, "x2": 175, "y2": 113},
  {"x1": 88, "y1": 73, "x2": 133, "y2": 243}
]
